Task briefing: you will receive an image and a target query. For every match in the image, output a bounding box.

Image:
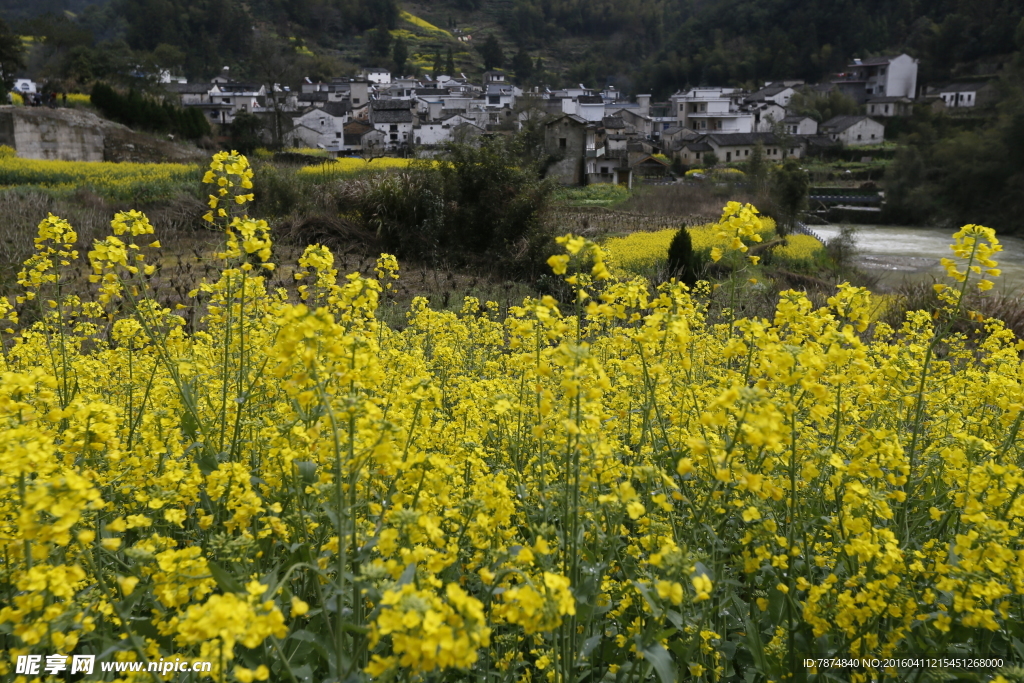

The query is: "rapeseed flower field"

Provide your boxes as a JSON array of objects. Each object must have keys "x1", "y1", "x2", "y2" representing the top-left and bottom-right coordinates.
[
  {"x1": 1, "y1": 153, "x2": 1023, "y2": 683},
  {"x1": 297, "y1": 157, "x2": 420, "y2": 178},
  {"x1": 602, "y1": 217, "x2": 781, "y2": 277},
  {"x1": 0, "y1": 157, "x2": 200, "y2": 202}
]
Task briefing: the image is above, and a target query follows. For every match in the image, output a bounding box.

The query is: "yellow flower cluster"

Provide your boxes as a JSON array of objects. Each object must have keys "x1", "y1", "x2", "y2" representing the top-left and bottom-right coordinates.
[
  {"x1": 1, "y1": 156, "x2": 1022, "y2": 683},
  {"x1": 399, "y1": 10, "x2": 452, "y2": 36},
  {"x1": 774, "y1": 233, "x2": 824, "y2": 262}
]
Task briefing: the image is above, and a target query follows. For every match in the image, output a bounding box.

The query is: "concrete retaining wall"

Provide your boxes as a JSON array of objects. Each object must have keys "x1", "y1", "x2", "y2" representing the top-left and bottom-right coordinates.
[{"x1": 0, "y1": 107, "x2": 204, "y2": 163}]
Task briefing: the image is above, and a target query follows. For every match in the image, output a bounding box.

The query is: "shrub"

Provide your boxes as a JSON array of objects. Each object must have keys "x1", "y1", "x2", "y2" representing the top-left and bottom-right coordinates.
[
  {"x1": 90, "y1": 82, "x2": 211, "y2": 140},
  {"x1": 666, "y1": 226, "x2": 703, "y2": 286}
]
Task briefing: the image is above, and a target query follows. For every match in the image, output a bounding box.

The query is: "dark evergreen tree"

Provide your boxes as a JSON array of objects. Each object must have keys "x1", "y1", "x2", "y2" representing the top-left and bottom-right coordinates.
[
  {"x1": 392, "y1": 37, "x2": 408, "y2": 75},
  {"x1": 432, "y1": 50, "x2": 443, "y2": 76},
  {"x1": 771, "y1": 158, "x2": 809, "y2": 236},
  {"x1": 445, "y1": 47, "x2": 455, "y2": 76},
  {"x1": 512, "y1": 46, "x2": 533, "y2": 82},
  {"x1": 229, "y1": 112, "x2": 264, "y2": 153},
  {"x1": 0, "y1": 18, "x2": 25, "y2": 92},
  {"x1": 667, "y1": 227, "x2": 702, "y2": 286},
  {"x1": 478, "y1": 35, "x2": 504, "y2": 71}
]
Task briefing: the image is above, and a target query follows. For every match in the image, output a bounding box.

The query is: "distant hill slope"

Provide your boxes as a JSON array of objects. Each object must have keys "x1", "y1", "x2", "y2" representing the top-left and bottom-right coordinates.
[
  {"x1": 0, "y1": 0, "x2": 107, "y2": 21},
  {"x1": 2, "y1": 0, "x2": 1021, "y2": 95}
]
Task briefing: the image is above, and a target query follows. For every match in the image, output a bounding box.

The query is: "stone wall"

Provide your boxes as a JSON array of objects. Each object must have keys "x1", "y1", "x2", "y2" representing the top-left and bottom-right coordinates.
[{"x1": 0, "y1": 106, "x2": 205, "y2": 163}]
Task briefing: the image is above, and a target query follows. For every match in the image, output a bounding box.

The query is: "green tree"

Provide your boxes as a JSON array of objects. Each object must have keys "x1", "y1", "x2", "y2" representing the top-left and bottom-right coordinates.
[
  {"x1": 392, "y1": 37, "x2": 408, "y2": 75},
  {"x1": 0, "y1": 18, "x2": 25, "y2": 93},
  {"x1": 703, "y1": 151, "x2": 719, "y2": 168},
  {"x1": 512, "y1": 46, "x2": 533, "y2": 82},
  {"x1": 771, "y1": 158, "x2": 809, "y2": 236},
  {"x1": 367, "y1": 23, "x2": 392, "y2": 59},
  {"x1": 479, "y1": 35, "x2": 504, "y2": 71},
  {"x1": 445, "y1": 47, "x2": 455, "y2": 76},
  {"x1": 666, "y1": 226, "x2": 703, "y2": 286},
  {"x1": 229, "y1": 112, "x2": 265, "y2": 154},
  {"x1": 747, "y1": 141, "x2": 767, "y2": 192},
  {"x1": 432, "y1": 50, "x2": 443, "y2": 76}
]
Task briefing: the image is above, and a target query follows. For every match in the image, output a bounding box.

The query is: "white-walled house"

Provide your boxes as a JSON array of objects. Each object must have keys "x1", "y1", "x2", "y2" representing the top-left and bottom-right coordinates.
[
  {"x1": 752, "y1": 102, "x2": 787, "y2": 132},
  {"x1": 820, "y1": 115, "x2": 884, "y2": 146},
  {"x1": 937, "y1": 82, "x2": 995, "y2": 109},
  {"x1": 781, "y1": 115, "x2": 818, "y2": 135},
  {"x1": 669, "y1": 88, "x2": 754, "y2": 133},
  {"x1": 866, "y1": 96, "x2": 913, "y2": 117},
  {"x1": 370, "y1": 100, "x2": 416, "y2": 150},
  {"x1": 412, "y1": 122, "x2": 453, "y2": 147},
  {"x1": 164, "y1": 82, "x2": 213, "y2": 106},
  {"x1": 676, "y1": 132, "x2": 803, "y2": 165},
  {"x1": 289, "y1": 103, "x2": 350, "y2": 150},
  {"x1": 832, "y1": 54, "x2": 917, "y2": 104},
  {"x1": 747, "y1": 84, "x2": 796, "y2": 107},
  {"x1": 362, "y1": 68, "x2": 391, "y2": 84},
  {"x1": 209, "y1": 82, "x2": 267, "y2": 122}
]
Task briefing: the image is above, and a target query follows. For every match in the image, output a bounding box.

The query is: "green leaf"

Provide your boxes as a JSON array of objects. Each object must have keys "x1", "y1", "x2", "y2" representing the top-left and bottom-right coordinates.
[
  {"x1": 640, "y1": 643, "x2": 677, "y2": 683},
  {"x1": 207, "y1": 560, "x2": 243, "y2": 594}
]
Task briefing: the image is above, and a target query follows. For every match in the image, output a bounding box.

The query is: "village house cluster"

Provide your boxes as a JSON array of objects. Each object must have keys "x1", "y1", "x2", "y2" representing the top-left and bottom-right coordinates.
[{"x1": 147, "y1": 53, "x2": 993, "y2": 186}]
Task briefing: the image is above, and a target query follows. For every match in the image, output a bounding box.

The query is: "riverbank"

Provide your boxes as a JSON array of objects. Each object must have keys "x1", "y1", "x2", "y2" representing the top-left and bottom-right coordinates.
[{"x1": 815, "y1": 224, "x2": 1024, "y2": 293}]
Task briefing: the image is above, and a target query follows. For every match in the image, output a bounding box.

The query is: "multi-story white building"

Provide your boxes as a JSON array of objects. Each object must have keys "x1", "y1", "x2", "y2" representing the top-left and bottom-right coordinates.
[
  {"x1": 669, "y1": 88, "x2": 754, "y2": 133},
  {"x1": 832, "y1": 54, "x2": 918, "y2": 104}
]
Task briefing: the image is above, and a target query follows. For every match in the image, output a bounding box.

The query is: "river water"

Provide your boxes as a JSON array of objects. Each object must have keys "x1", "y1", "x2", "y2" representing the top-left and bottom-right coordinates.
[{"x1": 811, "y1": 224, "x2": 1024, "y2": 293}]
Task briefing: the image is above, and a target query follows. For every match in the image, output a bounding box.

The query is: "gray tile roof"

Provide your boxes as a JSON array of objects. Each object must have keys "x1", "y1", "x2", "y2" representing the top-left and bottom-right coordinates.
[
  {"x1": 938, "y1": 82, "x2": 988, "y2": 93},
  {"x1": 164, "y1": 83, "x2": 211, "y2": 94},
  {"x1": 371, "y1": 99, "x2": 415, "y2": 110},
  {"x1": 820, "y1": 115, "x2": 870, "y2": 132},
  {"x1": 372, "y1": 108, "x2": 413, "y2": 123}
]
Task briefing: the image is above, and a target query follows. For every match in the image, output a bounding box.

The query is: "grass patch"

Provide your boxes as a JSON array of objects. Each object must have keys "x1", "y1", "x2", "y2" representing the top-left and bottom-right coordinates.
[{"x1": 552, "y1": 184, "x2": 630, "y2": 207}]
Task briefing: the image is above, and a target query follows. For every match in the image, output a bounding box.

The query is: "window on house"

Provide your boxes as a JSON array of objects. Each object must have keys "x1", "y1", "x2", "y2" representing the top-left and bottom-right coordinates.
[
  {"x1": 390, "y1": 124, "x2": 398, "y2": 132},
  {"x1": 353, "y1": 98, "x2": 360, "y2": 104},
  {"x1": 790, "y1": 148, "x2": 795, "y2": 154},
  {"x1": 885, "y1": 105, "x2": 890, "y2": 114},
  {"x1": 871, "y1": 134, "x2": 876, "y2": 138},
  {"x1": 880, "y1": 67, "x2": 886, "y2": 75},
  {"x1": 745, "y1": 150, "x2": 749, "y2": 156},
  {"x1": 320, "y1": 119, "x2": 325, "y2": 126},
  {"x1": 390, "y1": 133, "x2": 398, "y2": 140},
  {"x1": 857, "y1": 134, "x2": 862, "y2": 140},
  {"x1": 726, "y1": 151, "x2": 731, "y2": 161},
  {"x1": 695, "y1": 152, "x2": 701, "y2": 159},
  {"x1": 336, "y1": 132, "x2": 341, "y2": 138},
  {"x1": 222, "y1": 98, "x2": 230, "y2": 103},
  {"x1": 559, "y1": 138, "x2": 567, "y2": 149}
]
